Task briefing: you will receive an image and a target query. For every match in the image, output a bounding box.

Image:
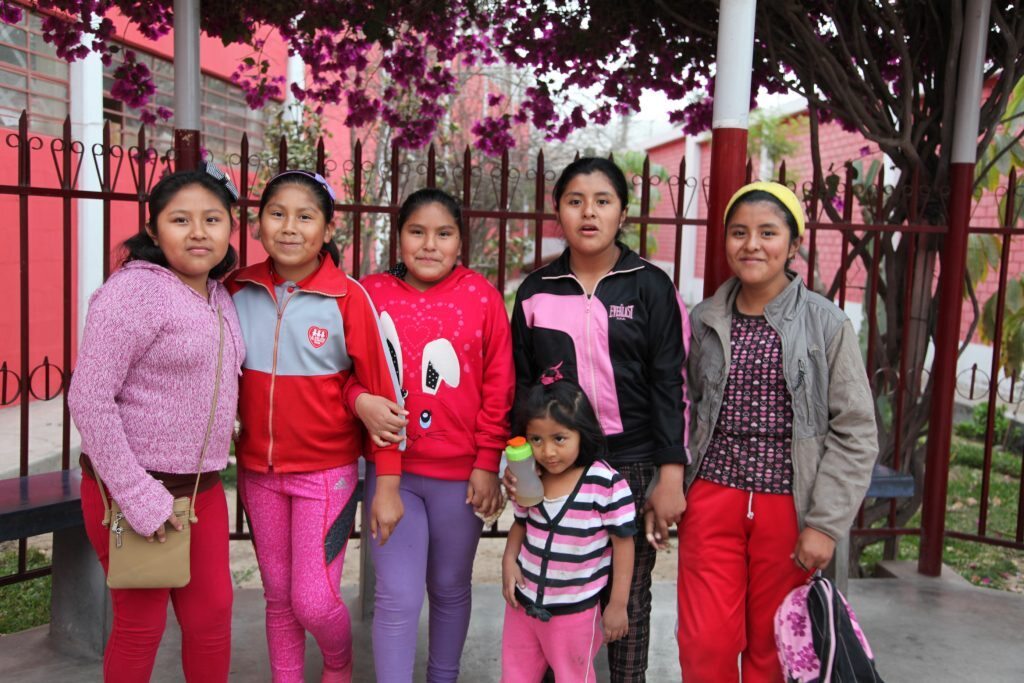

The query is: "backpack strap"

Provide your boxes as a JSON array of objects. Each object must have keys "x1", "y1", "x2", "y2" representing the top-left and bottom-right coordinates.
[{"x1": 819, "y1": 574, "x2": 837, "y2": 680}]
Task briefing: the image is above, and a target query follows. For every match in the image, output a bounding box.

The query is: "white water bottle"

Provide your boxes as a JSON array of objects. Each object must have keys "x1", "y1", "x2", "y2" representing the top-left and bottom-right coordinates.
[{"x1": 505, "y1": 437, "x2": 544, "y2": 507}]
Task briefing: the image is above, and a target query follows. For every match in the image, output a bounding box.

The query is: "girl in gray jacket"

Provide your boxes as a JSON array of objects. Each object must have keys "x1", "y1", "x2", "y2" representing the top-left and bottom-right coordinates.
[{"x1": 676, "y1": 181, "x2": 877, "y2": 683}]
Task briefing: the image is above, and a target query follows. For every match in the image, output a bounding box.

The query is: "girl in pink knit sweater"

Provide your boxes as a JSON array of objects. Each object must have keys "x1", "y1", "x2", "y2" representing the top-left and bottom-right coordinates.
[{"x1": 69, "y1": 166, "x2": 245, "y2": 683}]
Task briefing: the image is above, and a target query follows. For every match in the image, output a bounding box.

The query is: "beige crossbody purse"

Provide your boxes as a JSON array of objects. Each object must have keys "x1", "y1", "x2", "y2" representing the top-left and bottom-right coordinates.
[{"x1": 96, "y1": 307, "x2": 224, "y2": 589}]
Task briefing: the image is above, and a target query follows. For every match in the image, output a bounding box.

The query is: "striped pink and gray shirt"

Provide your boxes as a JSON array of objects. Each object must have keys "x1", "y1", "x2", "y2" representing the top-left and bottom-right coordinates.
[{"x1": 512, "y1": 460, "x2": 636, "y2": 619}]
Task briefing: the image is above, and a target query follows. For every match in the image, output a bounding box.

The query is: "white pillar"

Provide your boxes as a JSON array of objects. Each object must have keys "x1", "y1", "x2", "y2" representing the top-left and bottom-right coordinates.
[
  {"x1": 952, "y1": 0, "x2": 991, "y2": 164},
  {"x1": 70, "y1": 42, "x2": 104, "y2": 339},
  {"x1": 711, "y1": 0, "x2": 757, "y2": 130},
  {"x1": 285, "y1": 52, "x2": 305, "y2": 125},
  {"x1": 680, "y1": 135, "x2": 702, "y2": 305},
  {"x1": 173, "y1": 0, "x2": 201, "y2": 131}
]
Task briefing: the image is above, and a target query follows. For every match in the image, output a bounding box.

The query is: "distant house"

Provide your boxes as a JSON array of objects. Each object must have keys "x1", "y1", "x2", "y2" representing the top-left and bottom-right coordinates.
[{"x1": 643, "y1": 98, "x2": 1017, "y2": 382}]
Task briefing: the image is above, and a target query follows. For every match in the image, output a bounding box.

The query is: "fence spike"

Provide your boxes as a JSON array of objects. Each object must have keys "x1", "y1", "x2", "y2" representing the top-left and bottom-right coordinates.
[
  {"x1": 427, "y1": 144, "x2": 436, "y2": 188},
  {"x1": 1004, "y1": 168, "x2": 1017, "y2": 228}
]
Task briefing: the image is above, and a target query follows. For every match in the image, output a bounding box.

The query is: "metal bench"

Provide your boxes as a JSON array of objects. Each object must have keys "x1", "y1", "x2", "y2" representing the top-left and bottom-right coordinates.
[
  {"x1": 830, "y1": 463, "x2": 915, "y2": 593},
  {"x1": 0, "y1": 469, "x2": 110, "y2": 657}
]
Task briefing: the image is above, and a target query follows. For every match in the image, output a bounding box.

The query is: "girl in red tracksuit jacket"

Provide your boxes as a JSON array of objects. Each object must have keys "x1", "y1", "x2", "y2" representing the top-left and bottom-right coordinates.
[{"x1": 227, "y1": 171, "x2": 401, "y2": 683}]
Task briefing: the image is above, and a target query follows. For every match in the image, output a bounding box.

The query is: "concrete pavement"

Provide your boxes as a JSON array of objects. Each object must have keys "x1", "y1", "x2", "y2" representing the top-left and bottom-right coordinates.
[
  {"x1": 0, "y1": 398, "x2": 79, "y2": 478},
  {"x1": 2, "y1": 564, "x2": 1024, "y2": 681}
]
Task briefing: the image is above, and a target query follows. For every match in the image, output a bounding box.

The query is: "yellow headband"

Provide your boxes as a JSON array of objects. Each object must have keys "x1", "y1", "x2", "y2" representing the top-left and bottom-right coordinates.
[{"x1": 724, "y1": 181, "x2": 806, "y2": 237}]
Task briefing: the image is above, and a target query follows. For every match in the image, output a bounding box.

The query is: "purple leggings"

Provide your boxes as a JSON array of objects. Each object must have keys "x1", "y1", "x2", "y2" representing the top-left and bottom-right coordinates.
[
  {"x1": 366, "y1": 465, "x2": 483, "y2": 683},
  {"x1": 239, "y1": 464, "x2": 360, "y2": 683}
]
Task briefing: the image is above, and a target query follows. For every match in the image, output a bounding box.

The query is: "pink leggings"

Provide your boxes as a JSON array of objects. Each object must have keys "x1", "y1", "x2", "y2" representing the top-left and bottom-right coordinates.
[{"x1": 239, "y1": 464, "x2": 359, "y2": 683}]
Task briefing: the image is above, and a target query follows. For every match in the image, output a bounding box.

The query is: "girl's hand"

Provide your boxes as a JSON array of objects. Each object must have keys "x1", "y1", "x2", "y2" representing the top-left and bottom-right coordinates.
[
  {"x1": 147, "y1": 511, "x2": 184, "y2": 543},
  {"x1": 791, "y1": 526, "x2": 836, "y2": 571},
  {"x1": 370, "y1": 476, "x2": 404, "y2": 545},
  {"x1": 642, "y1": 508, "x2": 670, "y2": 551},
  {"x1": 643, "y1": 464, "x2": 686, "y2": 549},
  {"x1": 354, "y1": 393, "x2": 408, "y2": 448},
  {"x1": 467, "y1": 469, "x2": 502, "y2": 518},
  {"x1": 602, "y1": 601, "x2": 629, "y2": 642},
  {"x1": 501, "y1": 464, "x2": 541, "y2": 505},
  {"x1": 501, "y1": 467, "x2": 519, "y2": 500},
  {"x1": 502, "y1": 557, "x2": 525, "y2": 608}
]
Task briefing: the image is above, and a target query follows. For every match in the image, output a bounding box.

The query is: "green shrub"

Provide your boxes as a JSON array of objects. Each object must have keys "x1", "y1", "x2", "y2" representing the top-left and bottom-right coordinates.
[
  {"x1": 955, "y1": 403, "x2": 1011, "y2": 442},
  {"x1": 950, "y1": 437, "x2": 1021, "y2": 477}
]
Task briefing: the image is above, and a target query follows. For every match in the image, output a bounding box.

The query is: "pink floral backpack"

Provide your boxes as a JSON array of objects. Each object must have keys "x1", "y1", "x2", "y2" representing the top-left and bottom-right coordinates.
[{"x1": 774, "y1": 573, "x2": 884, "y2": 683}]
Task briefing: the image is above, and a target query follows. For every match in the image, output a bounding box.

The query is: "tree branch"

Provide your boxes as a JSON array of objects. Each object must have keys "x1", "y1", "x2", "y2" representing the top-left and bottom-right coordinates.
[
  {"x1": 652, "y1": 0, "x2": 716, "y2": 38},
  {"x1": 974, "y1": 126, "x2": 1024, "y2": 192}
]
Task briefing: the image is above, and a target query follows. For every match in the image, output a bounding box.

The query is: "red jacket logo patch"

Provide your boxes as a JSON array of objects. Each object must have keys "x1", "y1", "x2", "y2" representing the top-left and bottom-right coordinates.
[{"x1": 308, "y1": 326, "x2": 328, "y2": 349}]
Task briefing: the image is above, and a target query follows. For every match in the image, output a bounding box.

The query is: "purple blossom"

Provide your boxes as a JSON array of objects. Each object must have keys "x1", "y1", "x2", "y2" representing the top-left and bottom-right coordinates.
[
  {"x1": 8, "y1": 0, "x2": 969, "y2": 161},
  {"x1": 0, "y1": 2, "x2": 22, "y2": 24},
  {"x1": 471, "y1": 115, "x2": 515, "y2": 157},
  {"x1": 15, "y1": 0, "x2": 879, "y2": 155},
  {"x1": 111, "y1": 52, "x2": 156, "y2": 109},
  {"x1": 344, "y1": 90, "x2": 381, "y2": 128}
]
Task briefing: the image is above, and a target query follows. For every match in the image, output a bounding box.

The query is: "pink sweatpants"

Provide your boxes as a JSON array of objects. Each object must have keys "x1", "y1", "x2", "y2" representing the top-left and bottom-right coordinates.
[
  {"x1": 500, "y1": 604, "x2": 604, "y2": 683},
  {"x1": 239, "y1": 464, "x2": 359, "y2": 683}
]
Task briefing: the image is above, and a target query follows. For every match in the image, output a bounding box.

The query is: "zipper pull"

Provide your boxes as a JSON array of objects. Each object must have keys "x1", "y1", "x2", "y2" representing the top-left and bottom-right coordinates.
[
  {"x1": 795, "y1": 359, "x2": 806, "y2": 389},
  {"x1": 112, "y1": 513, "x2": 125, "y2": 548}
]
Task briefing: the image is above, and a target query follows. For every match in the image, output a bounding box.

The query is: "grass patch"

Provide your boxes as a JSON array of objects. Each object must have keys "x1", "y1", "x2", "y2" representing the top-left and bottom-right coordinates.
[
  {"x1": 0, "y1": 547, "x2": 52, "y2": 634},
  {"x1": 860, "y1": 437, "x2": 1023, "y2": 592}
]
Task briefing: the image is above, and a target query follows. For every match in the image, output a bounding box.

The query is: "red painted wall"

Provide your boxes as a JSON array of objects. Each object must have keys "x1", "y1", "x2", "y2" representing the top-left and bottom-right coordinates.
[{"x1": 0, "y1": 14, "x2": 354, "y2": 399}]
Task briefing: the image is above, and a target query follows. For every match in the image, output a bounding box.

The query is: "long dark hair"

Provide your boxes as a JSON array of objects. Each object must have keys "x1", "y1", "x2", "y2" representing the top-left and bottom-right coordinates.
[
  {"x1": 513, "y1": 378, "x2": 607, "y2": 469},
  {"x1": 122, "y1": 169, "x2": 238, "y2": 279},
  {"x1": 258, "y1": 171, "x2": 341, "y2": 265}
]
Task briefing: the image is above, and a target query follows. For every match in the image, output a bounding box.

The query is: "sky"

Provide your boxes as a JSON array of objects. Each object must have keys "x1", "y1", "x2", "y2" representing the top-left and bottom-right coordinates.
[{"x1": 572, "y1": 88, "x2": 807, "y2": 153}]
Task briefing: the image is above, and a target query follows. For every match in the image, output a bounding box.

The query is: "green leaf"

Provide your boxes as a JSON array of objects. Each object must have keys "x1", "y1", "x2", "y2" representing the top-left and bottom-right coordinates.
[{"x1": 966, "y1": 234, "x2": 999, "y2": 289}]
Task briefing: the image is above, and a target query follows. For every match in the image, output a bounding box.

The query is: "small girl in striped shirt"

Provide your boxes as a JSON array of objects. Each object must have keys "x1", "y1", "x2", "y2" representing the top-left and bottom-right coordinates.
[{"x1": 501, "y1": 375, "x2": 636, "y2": 682}]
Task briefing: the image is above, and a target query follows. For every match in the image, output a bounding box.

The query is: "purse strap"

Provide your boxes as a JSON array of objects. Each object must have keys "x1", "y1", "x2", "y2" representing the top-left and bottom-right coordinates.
[{"x1": 97, "y1": 305, "x2": 225, "y2": 528}]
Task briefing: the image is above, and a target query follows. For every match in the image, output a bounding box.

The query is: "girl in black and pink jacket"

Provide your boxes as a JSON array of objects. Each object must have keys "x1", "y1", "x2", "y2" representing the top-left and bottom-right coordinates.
[{"x1": 507, "y1": 156, "x2": 690, "y2": 682}]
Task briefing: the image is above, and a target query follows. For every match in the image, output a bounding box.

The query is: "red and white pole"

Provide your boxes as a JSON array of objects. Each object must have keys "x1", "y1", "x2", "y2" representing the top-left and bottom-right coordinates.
[
  {"x1": 919, "y1": 0, "x2": 991, "y2": 576},
  {"x1": 703, "y1": 0, "x2": 756, "y2": 297},
  {"x1": 173, "y1": 0, "x2": 202, "y2": 170}
]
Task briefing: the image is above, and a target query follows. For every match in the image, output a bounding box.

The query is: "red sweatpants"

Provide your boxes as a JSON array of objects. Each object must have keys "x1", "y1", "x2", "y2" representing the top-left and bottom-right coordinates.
[
  {"x1": 81, "y1": 474, "x2": 233, "y2": 683},
  {"x1": 677, "y1": 479, "x2": 811, "y2": 683}
]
